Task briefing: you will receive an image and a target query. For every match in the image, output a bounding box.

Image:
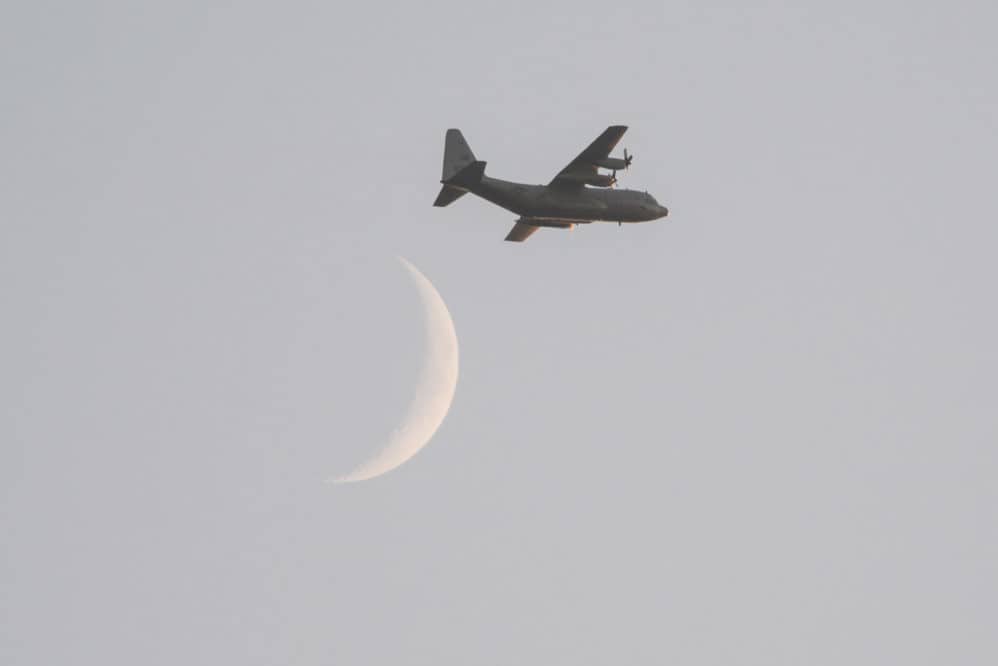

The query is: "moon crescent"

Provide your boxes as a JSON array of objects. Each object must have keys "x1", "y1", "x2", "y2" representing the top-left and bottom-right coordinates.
[{"x1": 332, "y1": 257, "x2": 459, "y2": 483}]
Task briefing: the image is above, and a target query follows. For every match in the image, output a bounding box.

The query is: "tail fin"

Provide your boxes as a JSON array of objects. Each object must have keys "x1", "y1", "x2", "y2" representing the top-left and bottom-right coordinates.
[
  {"x1": 433, "y1": 129, "x2": 486, "y2": 207},
  {"x1": 441, "y1": 129, "x2": 476, "y2": 181}
]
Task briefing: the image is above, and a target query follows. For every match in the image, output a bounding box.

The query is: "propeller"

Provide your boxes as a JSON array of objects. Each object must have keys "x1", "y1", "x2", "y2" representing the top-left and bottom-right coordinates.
[{"x1": 610, "y1": 150, "x2": 631, "y2": 187}]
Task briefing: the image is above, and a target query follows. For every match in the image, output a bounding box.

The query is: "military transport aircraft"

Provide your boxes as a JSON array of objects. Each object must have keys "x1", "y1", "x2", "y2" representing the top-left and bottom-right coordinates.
[{"x1": 432, "y1": 125, "x2": 668, "y2": 242}]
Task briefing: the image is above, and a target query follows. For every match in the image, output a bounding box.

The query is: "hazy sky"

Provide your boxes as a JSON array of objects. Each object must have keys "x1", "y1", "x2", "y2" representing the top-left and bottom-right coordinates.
[{"x1": 2, "y1": 1, "x2": 996, "y2": 664}]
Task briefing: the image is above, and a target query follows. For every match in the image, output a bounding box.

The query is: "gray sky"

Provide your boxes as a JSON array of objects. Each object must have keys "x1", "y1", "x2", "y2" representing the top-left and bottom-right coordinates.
[{"x1": 2, "y1": 1, "x2": 997, "y2": 664}]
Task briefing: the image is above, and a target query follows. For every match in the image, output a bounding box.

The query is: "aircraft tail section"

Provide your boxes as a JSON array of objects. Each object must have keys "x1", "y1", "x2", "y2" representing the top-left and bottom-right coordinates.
[
  {"x1": 446, "y1": 159, "x2": 485, "y2": 187},
  {"x1": 433, "y1": 160, "x2": 485, "y2": 206},
  {"x1": 441, "y1": 129, "x2": 476, "y2": 182},
  {"x1": 433, "y1": 131, "x2": 486, "y2": 206},
  {"x1": 433, "y1": 184, "x2": 467, "y2": 207}
]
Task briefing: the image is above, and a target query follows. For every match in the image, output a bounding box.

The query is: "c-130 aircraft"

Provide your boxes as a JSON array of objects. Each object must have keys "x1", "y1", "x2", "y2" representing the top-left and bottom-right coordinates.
[{"x1": 433, "y1": 125, "x2": 668, "y2": 242}]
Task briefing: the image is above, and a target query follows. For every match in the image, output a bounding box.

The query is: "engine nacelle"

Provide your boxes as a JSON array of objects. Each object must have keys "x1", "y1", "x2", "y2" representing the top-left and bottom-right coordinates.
[
  {"x1": 594, "y1": 149, "x2": 632, "y2": 171},
  {"x1": 559, "y1": 172, "x2": 616, "y2": 187},
  {"x1": 593, "y1": 157, "x2": 629, "y2": 170},
  {"x1": 586, "y1": 174, "x2": 616, "y2": 187}
]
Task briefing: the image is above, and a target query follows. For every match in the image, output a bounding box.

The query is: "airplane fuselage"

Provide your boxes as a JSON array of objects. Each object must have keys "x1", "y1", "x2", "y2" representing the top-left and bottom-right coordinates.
[
  {"x1": 432, "y1": 126, "x2": 669, "y2": 241},
  {"x1": 468, "y1": 176, "x2": 668, "y2": 225}
]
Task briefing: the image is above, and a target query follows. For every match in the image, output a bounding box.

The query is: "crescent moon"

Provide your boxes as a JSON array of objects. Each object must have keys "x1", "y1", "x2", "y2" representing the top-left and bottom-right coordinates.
[{"x1": 332, "y1": 257, "x2": 459, "y2": 483}]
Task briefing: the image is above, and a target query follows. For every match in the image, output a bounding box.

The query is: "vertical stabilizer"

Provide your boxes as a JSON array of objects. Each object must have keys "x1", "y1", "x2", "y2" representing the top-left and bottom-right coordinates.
[{"x1": 441, "y1": 129, "x2": 476, "y2": 182}]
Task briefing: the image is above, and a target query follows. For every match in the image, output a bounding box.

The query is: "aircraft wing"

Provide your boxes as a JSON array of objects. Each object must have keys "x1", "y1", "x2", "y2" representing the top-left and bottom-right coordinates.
[
  {"x1": 548, "y1": 125, "x2": 628, "y2": 189},
  {"x1": 504, "y1": 221, "x2": 540, "y2": 242}
]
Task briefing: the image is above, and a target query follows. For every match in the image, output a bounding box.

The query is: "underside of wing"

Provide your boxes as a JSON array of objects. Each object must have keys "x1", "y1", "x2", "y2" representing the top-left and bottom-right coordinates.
[
  {"x1": 548, "y1": 125, "x2": 628, "y2": 189},
  {"x1": 505, "y1": 218, "x2": 581, "y2": 242},
  {"x1": 504, "y1": 221, "x2": 540, "y2": 242}
]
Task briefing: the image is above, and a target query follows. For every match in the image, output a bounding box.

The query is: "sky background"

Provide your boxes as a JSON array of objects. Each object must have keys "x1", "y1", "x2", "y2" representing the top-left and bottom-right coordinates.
[{"x1": 2, "y1": 1, "x2": 997, "y2": 664}]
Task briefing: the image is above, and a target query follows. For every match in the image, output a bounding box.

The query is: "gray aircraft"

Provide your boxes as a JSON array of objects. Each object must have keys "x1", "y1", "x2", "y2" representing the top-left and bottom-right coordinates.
[{"x1": 433, "y1": 125, "x2": 669, "y2": 242}]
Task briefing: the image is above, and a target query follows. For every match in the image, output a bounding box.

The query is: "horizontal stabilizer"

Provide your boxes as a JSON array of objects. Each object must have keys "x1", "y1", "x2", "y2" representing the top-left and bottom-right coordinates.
[{"x1": 433, "y1": 184, "x2": 468, "y2": 207}]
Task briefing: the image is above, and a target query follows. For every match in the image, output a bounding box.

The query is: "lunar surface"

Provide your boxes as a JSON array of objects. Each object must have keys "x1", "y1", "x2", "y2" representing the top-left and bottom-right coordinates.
[{"x1": 332, "y1": 257, "x2": 459, "y2": 483}]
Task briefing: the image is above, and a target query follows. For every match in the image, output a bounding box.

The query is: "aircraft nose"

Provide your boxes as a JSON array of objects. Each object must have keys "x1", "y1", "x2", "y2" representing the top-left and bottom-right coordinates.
[{"x1": 659, "y1": 205, "x2": 669, "y2": 218}]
